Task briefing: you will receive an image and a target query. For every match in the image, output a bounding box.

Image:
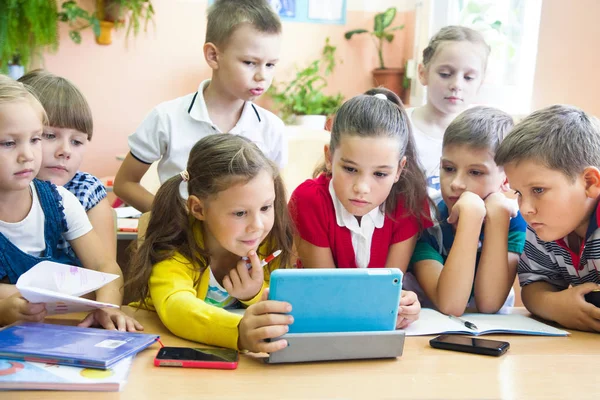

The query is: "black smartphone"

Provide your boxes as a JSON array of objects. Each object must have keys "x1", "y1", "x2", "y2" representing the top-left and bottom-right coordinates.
[
  {"x1": 584, "y1": 289, "x2": 600, "y2": 308},
  {"x1": 154, "y1": 347, "x2": 239, "y2": 369},
  {"x1": 429, "y1": 335, "x2": 509, "y2": 357}
]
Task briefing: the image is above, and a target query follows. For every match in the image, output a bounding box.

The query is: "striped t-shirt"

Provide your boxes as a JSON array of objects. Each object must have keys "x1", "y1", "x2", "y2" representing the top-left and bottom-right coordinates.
[{"x1": 518, "y1": 204, "x2": 600, "y2": 288}]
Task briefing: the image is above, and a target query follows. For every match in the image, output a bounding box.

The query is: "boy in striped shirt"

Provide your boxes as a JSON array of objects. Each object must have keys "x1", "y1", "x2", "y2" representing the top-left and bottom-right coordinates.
[{"x1": 495, "y1": 105, "x2": 600, "y2": 332}]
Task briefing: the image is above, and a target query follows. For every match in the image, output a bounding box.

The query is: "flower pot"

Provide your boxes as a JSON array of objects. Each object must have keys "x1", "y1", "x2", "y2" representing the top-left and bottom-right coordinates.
[
  {"x1": 372, "y1": 68, "x2": 406, "y2": 102},
  {"x1": 96, "y1": 21, "x2": 114, "y2": 45},
  {"x1": 293, "y1": 115, "x2": 327, "y2": 130}
]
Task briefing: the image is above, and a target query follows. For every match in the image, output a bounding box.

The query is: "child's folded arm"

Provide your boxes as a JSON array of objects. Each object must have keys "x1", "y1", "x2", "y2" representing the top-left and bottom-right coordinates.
[{"x1": 149, "y1": 258, "x2": 243, "y2": 350}]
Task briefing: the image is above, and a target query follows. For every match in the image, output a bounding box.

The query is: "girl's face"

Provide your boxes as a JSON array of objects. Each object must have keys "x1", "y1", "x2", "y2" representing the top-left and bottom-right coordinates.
[
  {"x1": 325, "y1": 136, "x2": 405, "y2": 218},
  {"x1": 190, "y1": 169, "x2": 276, "y2": 257},
  {"x1": 0, "y1": 101, "x2": 43, "y2": 192},
  {"x1": 418, "y1": 41, "x2": 486, "y2": 116},
  {"x1": 38, "y1": 126, "x2": 89, "y2": 185}
]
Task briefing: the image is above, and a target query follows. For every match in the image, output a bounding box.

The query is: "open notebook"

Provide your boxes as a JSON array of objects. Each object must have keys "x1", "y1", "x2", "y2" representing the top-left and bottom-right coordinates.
[{"x1": 403, "y1": 308, "x2": 569, "y2": 336}]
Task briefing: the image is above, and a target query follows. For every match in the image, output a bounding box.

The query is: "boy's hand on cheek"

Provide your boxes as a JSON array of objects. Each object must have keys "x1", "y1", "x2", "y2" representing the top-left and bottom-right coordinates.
[
  {"x1": 223, "y1": 250, "x2": 265, "y2": 301},
  {"x1": 0, "y1": 294, "x2": 46, "y2": 326},
  {"x1": 484, "y1": 192, "x2": 518, "y2": 219},
  {"x1": 78, "y1": 308, "x2": 144, "y2": 332},
  {"x1": 447, "y1": 191, "x2": 486, "y2": 226},
  {"x1": 551, "y1": 283, "x2": 600, "y2": 332},
  {"x1": 237, "y1": 289, "x2": 293, "y2": 353}
]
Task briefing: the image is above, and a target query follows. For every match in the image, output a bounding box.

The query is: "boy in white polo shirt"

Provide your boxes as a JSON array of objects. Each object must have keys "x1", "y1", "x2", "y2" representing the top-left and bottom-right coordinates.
[
  {"x1": 495, "y1": 105, "x2": 600, "y2": 332},
  {"x1": 114, "y1": 0, "x2": 286, "y2": 212}
]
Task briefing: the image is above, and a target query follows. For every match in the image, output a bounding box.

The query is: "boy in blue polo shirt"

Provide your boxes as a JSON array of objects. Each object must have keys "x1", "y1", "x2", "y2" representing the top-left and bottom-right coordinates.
[
  {"x1": 114, "y1": 0, "x2": 286, "y2": 212},
  {"x1": 409, "y1": 106, "x2": 526, "y2": 316},
  {"x1": 495, "y1": 105, "x2": 600, "y2": 332}
]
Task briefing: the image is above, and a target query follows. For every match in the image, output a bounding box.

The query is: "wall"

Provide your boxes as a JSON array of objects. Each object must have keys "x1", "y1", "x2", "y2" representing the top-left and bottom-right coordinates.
[
  {"x1": 531, "y1": 0, "x2": 600, "y2": 116},
  {"x1": 41, "y1": 0, "x2": 415, "y2": 177}
]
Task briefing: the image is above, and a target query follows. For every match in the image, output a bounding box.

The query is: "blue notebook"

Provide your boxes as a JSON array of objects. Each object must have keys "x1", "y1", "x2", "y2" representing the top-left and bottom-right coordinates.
[
  {"x1": 269, "y1": 268, "x2": 403, "y2": 333},
  {"x1": 0, "y1": 322, "x2": 159, "y2": 369}
]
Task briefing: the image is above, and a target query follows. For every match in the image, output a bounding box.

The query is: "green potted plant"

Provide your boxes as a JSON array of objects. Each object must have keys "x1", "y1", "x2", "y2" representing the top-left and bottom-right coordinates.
[
  {"x1": 269, "y1": 38, "x2": 344, "y2": 130},
  {"x1": 0, "y1": 0, "x2": 59, "y2": 76},
  {"x1": 59, "y1": 0, "x2": 155, "y2": 45},
  {"x1": 345, "y1": 7, "x2": 406, "y2": 99}
]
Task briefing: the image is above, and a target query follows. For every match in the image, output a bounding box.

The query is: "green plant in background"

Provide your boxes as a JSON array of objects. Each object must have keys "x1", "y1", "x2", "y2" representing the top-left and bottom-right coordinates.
[
  {"x1": 58, "y1": 1, "x2": 101, "y2": 44},
  {"x1": 0, "y1": 0, "x2": 59, "y2": 72},
  {"x1": 100, "y1": 0, "x2": 155, "y2": 40},
  {"x1": 344, "y1": 7, "x2": 404, "y2": 70},
  {"x1": 59, "y1": 0, "x2": 155, "y2": 44},
  {"x1": 269, "y1": 38, "x2": 344, "y2": 122}
]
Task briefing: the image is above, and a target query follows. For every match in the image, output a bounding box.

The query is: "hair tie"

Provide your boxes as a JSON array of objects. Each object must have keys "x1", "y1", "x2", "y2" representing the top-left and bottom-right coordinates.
[
  {"x1": 180, "y1": 170, "x2": 189, "y2": 182},
  {"x1": 373, "y1": 93, "x2": 388, "y2": 100}
]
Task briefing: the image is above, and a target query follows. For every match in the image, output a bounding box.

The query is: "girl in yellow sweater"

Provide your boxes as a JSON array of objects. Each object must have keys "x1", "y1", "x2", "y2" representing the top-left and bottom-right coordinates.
[{"x1": 127, "y1": 134, "x2": 294, "y2": 353}]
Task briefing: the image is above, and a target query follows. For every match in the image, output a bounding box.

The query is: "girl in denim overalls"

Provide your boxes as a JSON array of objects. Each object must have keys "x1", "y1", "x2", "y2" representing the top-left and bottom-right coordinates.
[{"x1": 0, "y1": 76, "x2": 142, "y2": 331}]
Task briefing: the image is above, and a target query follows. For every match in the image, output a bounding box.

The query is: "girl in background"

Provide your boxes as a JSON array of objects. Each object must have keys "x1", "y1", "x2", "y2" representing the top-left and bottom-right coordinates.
[
  {"x1": 408, "y1": 26, "x2": 490, "y2": 196},
  {"x1": 19, "y1": 69, "x2": 116, "y2": 261}
]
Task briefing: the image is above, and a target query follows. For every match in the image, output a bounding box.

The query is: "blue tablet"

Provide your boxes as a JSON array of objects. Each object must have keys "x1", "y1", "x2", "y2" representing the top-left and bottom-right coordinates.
[{"x1": 269, "y1": 268, "x2": 402, "y2": 334}]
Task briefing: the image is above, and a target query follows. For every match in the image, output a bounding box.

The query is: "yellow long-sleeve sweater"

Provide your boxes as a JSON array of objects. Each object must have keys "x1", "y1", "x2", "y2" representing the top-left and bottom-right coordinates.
[{"x1": 143, "y1": 252, "x2": 268, "y2": 350}]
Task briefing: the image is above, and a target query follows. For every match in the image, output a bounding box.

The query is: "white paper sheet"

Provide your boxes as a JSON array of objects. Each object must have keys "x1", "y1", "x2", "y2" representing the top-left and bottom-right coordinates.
[{"x1": 16, "y1": 261, "x2": 120, "y2": 315}]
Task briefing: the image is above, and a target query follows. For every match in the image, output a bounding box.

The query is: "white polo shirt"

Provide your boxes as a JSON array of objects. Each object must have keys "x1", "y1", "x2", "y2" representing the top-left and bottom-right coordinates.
[{"x1": 128, "y1": 79, "x2": 288, "y2": 185}]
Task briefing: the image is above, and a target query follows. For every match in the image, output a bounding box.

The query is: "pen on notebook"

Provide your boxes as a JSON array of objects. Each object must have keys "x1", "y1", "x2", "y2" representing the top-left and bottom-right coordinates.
[
  {"x1": 245, "y1": 250, "x2": 282, "y2": 269},
  {"x1": 449, "y1": 315, "x2": 478, "y2": 331}
]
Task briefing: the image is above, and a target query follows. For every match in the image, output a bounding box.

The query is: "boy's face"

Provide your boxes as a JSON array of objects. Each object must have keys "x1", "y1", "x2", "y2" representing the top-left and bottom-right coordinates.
[
  {"x1": 419, "y1": 41, "x2": 486, "y2": 116},
  {"x1": 0, "y1": 102, "x2": 43, "y2": 192},
  {"x1": 212, "y1": 24, "x2": 280, "y2": 102},
  {"x1": 440, "y1": 144, "x2": 506, "y2": 211},
  {"x1": 505, "y1": 160, "x2": 595, "y2": 242},
  {"x1": 38, "y1": 126, "x2": 88, "y2": 186}
]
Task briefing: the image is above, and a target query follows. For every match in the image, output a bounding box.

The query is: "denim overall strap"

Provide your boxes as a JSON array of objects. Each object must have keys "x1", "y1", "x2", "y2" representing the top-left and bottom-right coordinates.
[{"x1": 0, "y1": 180, "x2": 74, "y2": 283}]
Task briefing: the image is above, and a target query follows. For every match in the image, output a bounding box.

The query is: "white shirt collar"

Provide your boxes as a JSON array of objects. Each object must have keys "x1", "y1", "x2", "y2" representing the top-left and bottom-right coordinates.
[
  {"x1": 188, "y1": 79, "x2": 261, "y2": 133},
  {"x1": 328, "y1": 180, "x2": 385, "y2": 233}
]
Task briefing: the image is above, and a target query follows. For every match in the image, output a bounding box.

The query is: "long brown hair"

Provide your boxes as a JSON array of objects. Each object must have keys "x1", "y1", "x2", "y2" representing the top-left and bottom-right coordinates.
[
  {"x1": 314, "y1": 87, "x2": 433, "y2": 228},
  {"x1": 126, "y1": 134, "x2": 294, "y2": 306}
]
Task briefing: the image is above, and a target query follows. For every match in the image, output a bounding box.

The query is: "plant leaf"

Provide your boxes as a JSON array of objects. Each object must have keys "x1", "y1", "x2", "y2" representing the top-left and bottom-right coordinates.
[
  {"x1": 344, "y1": 29, "x2": 368, "y2": 39},
  {"x1": 380, "y1": 7, "x2": 397, "y2": 30},
  {"x1": 385, "y1": 33, "x2": 394, "y2": 43}
]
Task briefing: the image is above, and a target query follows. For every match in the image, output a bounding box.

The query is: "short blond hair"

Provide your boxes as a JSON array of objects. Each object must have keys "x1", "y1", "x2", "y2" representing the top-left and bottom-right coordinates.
[
  {"x1": 206, "y1": 0, "x2": 281, "y2": 48},
  {"x1": 19, "y1": 69, "x2": 93, "y2": 140},
  {"x1": 495, "y1": 105, "x2": 600, "y2": 181},
  {"x1": 0, "y1": 74, "x2": 48, "y2": 125}
]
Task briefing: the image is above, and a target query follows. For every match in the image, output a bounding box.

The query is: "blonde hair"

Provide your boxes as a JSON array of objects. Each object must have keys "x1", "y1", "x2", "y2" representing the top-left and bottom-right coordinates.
[
  {"x1": 206, "y1": 0, "x2": 281, "y2": 48},
  {"x1": 0, "y1": 74, "x2": 48, "y2": 125},
  {"x1": 18, "y1": 69, "x2": 93, "y2": 140},
  {"x1": 422, "y1": 25, "x2": 490, "y2": 70}
]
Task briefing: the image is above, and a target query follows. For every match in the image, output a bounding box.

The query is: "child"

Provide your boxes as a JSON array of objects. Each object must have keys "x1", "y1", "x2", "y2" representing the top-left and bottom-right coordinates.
[
  {"x1": 114, "y1": 0, "x2": 287, "y2": 212},
  {"x1": 0, "y1": 293, "x2": 46, "y2": 326},
  {"x1": 127, "y1": 134, "x2": 294, "y2": 352},
  {"x1": 18, "y1": 69, "x2": 116, "y2": 261},
  {"x1": 495, "y1": 105, "x2": 600, "y2": 332},
  {"x1": 0, "y1": 75, "x2": 141, "y2": 332},
  {"x1": 408, "y1": 26, "x2": 490, "y2": 196},
  {"x1": 288, "y1": 88, "x2": 431, "y2": 328},
  {"x1": 410, "y1": 106, "x2": 526, "y2": 316}
]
